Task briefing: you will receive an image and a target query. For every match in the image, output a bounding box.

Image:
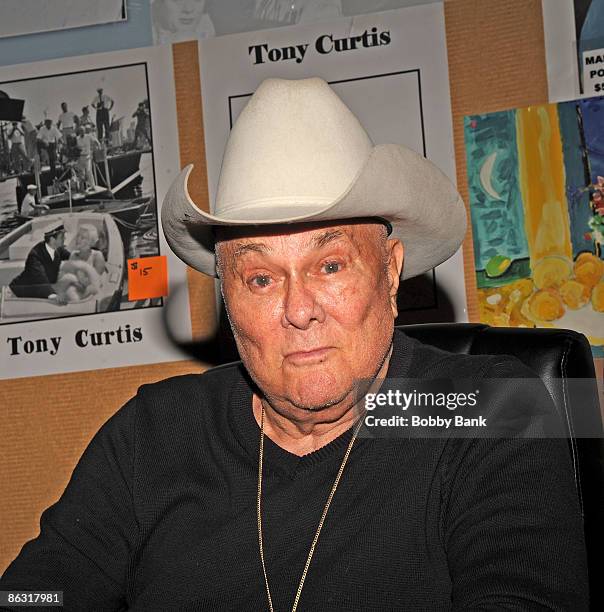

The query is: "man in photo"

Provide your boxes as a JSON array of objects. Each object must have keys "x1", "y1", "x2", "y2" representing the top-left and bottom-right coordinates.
[
  {"x1": 36, "y1": 118, "x2": 62, "y2": 176},
  {"x1": 0, "y1": 78, "x2": 588, "y2": 609},
  {"x1": 132, "y1": 101, "x2": 151, "y2": 149},
  {"x1": 57, "y1": 101, "x2": 78, "y2": 140},
  {"x1": 19, "y1": 183, "x2": 48, "y2": 217},
  {"x1": 9, "y1": 223, "x2": 70, "y2": 302},
  {"x1": 20, "y1": 115, "x2": 38, "y2": 159},
  {"x1": 75, "y1": 126, "x2": 100, "y2": 190},
  {"x1": 79, "y1": 106, "x2": 95, "y2": 132},
  {"x1": 7, "y1": 121, "x2": 30, "y2": 173},
  {"x1": 92, "y1": 86, "x2": 114, "y2": 143}
]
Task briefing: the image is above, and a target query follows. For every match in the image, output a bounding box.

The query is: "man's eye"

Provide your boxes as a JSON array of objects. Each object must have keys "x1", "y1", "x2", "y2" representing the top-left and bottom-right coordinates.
[
  {"x1": 249, "y1": 274, "x2": 271, "y2": 288},
  {"x1": 322, "y1": 261, "x2": 341, "y2": 274}
]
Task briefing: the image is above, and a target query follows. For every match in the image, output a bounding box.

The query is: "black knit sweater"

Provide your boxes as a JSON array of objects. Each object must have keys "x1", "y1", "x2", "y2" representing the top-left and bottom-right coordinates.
[{"x1": 0, "y1": 331, "x2": 588, "y2": 610}]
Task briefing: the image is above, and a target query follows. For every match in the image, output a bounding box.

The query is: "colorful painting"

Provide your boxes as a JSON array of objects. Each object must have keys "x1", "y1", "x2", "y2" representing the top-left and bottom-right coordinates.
[{"x1": 465, "y1": 98, "x2": 604, "y2": 357}]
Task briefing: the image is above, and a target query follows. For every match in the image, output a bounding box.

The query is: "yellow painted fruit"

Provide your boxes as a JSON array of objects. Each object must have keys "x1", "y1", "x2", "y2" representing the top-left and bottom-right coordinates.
[
  {"x1": 511, "y1": 278, "x2": 534, "y2": 298},
  {"x1": 527, "y1": 289, "x2": 565, "y2": 321},
  {"x1": 592, "y1": 282, "x2": 604, "y2": 312},
  {"x1": 478, "y1": 289, "x2": 509, "y2": 326},
  {"x1": 532, "y1": 256, "x2": 572, "y2": 290},
  {"x1": 574, "y1": 254, "x2": 604, "y2": 288},
  {"x1": 559, "y1": 279, "x2": 591, "y2": 309},
  {"x1": 576, "y1": 251, "x2": 601, "y2": 265}
]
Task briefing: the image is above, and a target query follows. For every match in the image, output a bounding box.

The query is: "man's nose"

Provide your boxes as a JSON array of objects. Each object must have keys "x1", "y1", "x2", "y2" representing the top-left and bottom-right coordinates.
[{"x1": 281, "y1": 276, "x2": 325, "y2": 329}]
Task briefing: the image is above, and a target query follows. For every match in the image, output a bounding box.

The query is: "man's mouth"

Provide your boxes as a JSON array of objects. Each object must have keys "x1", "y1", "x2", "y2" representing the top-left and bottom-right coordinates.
[{"x1": 284, "y1": 347, "x2": 333, "y2": 364}]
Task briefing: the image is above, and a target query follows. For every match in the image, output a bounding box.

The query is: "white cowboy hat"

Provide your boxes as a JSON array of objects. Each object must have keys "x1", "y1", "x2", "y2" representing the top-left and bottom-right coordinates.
[{"x1": 161, "y1": 77, "x2": 466, "y2": 279}]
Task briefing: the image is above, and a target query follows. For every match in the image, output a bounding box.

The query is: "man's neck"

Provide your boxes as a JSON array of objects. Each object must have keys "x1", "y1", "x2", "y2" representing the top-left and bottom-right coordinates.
[{"x1": 252, "y1": 345, "x2": 392, "y2": 456}]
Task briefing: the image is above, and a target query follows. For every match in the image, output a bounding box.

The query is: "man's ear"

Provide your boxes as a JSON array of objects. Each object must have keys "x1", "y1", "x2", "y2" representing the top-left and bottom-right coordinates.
[{"x1": 386, "y1": 239, "x2": 404, "y2": 319}]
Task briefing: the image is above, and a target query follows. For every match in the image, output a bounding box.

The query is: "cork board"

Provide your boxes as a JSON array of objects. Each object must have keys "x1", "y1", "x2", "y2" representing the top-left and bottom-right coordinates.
[{"x1": 0, "y1": 0, "x2": 601, "y2": 574}]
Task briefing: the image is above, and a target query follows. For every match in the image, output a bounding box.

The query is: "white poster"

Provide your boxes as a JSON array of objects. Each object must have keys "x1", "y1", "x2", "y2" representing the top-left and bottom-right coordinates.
[
  {"x1": 0, "y1": 0, "x2": 126, "y2": 39},
  {"x1": 198, "y1": 1, "x2": 467, "y2": 323},
  {"x1": 542, "y1": 0, "x2": 604, "y2": 101},
  {"x1": 0, "y1": 45, "x2": 191, "y2": 380}
]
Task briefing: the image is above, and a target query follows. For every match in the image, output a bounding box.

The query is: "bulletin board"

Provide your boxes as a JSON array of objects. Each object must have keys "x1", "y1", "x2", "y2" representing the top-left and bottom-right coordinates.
[{"x1": 0, "y1": 0, "x2": 601, "y2": 574}]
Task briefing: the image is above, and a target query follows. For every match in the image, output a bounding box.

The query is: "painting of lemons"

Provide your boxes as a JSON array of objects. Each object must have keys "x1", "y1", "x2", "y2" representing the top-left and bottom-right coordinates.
[{"x1": 465, "y1": 98, "x2": 604, "y2": 356}]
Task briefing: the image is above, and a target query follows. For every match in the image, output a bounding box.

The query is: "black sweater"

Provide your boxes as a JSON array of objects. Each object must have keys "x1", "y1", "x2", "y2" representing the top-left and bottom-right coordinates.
[{"x1": 0, "y1": 331, "x2": 588, "y2": 610}]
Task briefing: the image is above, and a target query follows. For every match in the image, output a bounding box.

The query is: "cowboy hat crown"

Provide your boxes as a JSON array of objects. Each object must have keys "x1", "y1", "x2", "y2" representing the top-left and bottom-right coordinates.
[{"x1": 161, "y1": 77, "x2": 466, "y2": 279}]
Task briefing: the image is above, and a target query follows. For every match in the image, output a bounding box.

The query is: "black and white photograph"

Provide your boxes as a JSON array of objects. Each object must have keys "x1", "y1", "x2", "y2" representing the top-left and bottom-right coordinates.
[
  {"x1": 0, "y1": 0, "x2": 126, "y2": 39},
  {"x1": 151, "y1": 0, "x2": 215, "y2": 44},
  {"x1": 0, "y1": 62, "x2": 160, "y2": 326},
  {"x1": 150, "y1": 0, "x2": 437, "y2": 45}
]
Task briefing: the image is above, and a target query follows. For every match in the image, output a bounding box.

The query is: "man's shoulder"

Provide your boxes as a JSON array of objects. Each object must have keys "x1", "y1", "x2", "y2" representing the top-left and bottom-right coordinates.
[
  {"x1": 122, "y1": 363, "x2": 247, "y2": 442},
  {"x1": 28, "y1": 241, "x2": 47, "y2": 257},
  {"x1": 135, "y1": 361, "x2": 246, "y2": 408}
]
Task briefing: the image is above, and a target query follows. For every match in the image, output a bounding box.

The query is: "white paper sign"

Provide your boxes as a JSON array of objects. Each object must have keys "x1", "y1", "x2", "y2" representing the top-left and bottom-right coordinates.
[
  {"x1": 542, "y1": 0, "x2": 604, "y2": 101},
  {"x1": 198, "y1": 2, "x2": 467, "y2": 322},
  {"x1": 0, "y1": 45, "x2": 191, "y2": 380},
  {"x1": 582, "y1": 48, "x2": 604, "y2": 95}
]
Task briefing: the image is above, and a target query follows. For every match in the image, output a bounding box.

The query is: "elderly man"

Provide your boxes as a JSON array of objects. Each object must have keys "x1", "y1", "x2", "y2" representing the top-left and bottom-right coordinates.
[{"x1": 0, "y1": 79, "x2": 588, "y2": 610}]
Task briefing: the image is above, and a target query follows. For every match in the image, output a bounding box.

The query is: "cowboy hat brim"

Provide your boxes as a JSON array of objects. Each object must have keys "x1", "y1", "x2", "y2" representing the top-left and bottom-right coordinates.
[{"x1": 161, "y1": 143, "x2": 466, "y2": 280}]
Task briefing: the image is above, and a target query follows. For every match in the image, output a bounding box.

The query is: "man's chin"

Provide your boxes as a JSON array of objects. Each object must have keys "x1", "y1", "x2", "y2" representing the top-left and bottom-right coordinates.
[{"x1": 285, "y1": 382, "x2": 353, "y2": 413}]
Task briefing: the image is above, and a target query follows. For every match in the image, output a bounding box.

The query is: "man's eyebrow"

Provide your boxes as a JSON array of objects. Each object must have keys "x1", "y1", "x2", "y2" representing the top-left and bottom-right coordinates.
[
  {"x1": 312, "y1": 229, "x2": 345, "y2": 249},
  {"x1": 232, "y1": 242, "x2": 270, "y2": 257}
]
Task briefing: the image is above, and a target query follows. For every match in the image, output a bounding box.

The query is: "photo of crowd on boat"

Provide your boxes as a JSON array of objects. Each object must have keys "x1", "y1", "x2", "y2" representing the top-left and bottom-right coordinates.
[{"x1": 0, "y1": 62, "x2": 161, "y2": 325}]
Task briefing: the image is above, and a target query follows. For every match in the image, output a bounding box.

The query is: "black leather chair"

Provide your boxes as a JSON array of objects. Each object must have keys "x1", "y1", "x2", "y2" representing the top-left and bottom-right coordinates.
[{"x1": 400, "y1": 323, "x2": 604, "y2": 611}]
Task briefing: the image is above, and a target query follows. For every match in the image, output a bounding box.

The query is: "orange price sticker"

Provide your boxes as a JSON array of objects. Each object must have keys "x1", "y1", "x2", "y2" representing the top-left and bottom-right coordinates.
[{"x1": 127, "y1": 256, "x2": 168, "y2": 301}]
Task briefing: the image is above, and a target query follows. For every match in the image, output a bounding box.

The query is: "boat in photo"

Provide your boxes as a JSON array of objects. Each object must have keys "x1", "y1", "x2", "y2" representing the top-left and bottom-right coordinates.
[
  {"x1": 39, "y1": 184, "x2": 110, "y2": 209},
  {"x1": 0, "y1": 212, "x2": 124, "y2": 324},
  {"x1": 0, "y1": 194, "x2": 153, "y2": 256},
  {"x1": 51, "y1": 195, "x2": 154, "y2": 238},
  {"x1": 11, "y1": 147, "x2": 146, "y2": 210}
]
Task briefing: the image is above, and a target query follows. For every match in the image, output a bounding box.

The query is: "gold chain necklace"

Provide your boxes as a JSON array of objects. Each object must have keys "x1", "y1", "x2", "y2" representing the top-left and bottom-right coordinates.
[{"x1": 257, "y1": 404, "x2": 364, "y2": 612}]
